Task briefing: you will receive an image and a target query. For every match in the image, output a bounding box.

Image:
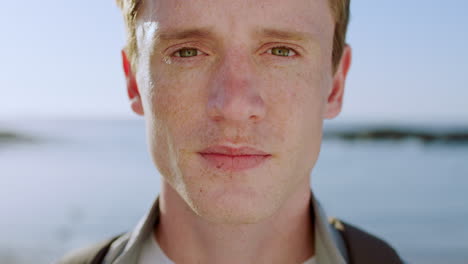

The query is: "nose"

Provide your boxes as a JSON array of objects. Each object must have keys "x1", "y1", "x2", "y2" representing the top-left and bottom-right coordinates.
[{"x1": 207, "y1": 49, "x2": 266, "y2": 124}]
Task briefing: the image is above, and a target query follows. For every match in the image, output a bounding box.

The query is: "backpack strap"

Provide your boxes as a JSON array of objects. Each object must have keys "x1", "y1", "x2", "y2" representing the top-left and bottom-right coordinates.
[
  {"x1": 56, "y1": 234, "x2": 123, "y2": 264},
  {"x1": 329, "y1": 218, "x2": 404, "y2": 264}
]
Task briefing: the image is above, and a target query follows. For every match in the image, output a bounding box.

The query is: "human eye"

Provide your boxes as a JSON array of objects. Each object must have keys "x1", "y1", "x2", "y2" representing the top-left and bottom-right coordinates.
[
  {"x1": 173, "y1": 48, "x2": 206, "y2": 58},
  {"x1": 267, "y1": 46, "x2": 297, "y2": 57}
]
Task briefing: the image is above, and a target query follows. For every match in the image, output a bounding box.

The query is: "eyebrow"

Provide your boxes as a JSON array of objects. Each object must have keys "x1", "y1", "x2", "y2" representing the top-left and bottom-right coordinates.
[
  {"x1": 256, "y1": 28, "x2": 314, "y2": 42},
  {"x1": 152, "y1": 27, "x2": 315, "y2": 45},
  {"x1": 156, "y1": 27, "x2": 216, "y2": 42}
]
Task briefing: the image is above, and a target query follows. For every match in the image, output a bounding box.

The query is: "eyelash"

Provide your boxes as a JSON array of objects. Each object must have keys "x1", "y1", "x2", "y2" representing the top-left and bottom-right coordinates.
[
  {"x1": 173, "y1": 48, "x2": 207, "y2": 57},
  {"x1": 170, "y1": 46, "x2": 299, "y2": 59},
  {"x1": 266, "y1": 46, "x2": 298, "y2": 57}
]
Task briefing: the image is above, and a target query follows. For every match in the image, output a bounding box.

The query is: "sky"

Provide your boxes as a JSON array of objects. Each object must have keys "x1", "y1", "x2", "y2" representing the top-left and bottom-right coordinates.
[{"x1": 1, "y1": 0, "x2": 467, "y2": 124}]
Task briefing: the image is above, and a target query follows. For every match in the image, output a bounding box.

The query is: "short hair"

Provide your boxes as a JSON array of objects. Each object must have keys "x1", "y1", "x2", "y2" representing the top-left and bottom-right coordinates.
[{"x1": 116, "y1": 0, "x2": 350, "y2": 72}]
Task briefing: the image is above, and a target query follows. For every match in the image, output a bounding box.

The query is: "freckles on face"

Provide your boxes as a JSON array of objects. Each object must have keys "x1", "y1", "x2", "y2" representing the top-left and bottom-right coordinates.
[
  {"x1": 261, "y1": 60, "x2": 327, "y2": 165},
  {"x1": 133, "y1": 0, "x2": 336, "y2": 223},
  {"x1": 149, "y1": 73, "x2": 204, "y2": 160},
  {"x1": 263, "y1": 61, "x2": 326, "y2": 117},
  {"x1": 143, "y1": 27, "x2": 328, "y2": 184}
]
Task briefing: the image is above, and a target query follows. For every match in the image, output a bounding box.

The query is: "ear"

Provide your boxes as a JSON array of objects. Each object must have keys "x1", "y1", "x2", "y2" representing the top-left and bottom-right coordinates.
[
  {"x1": 122, "y1": 50, "x2": 144, "y2": 116},
  {"x1": 324, "y1": 45, "x2": 352, "y2": 119}
]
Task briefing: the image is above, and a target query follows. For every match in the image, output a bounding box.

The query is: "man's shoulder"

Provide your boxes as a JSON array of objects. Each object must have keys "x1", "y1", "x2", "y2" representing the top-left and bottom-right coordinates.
[
  {"x1": 329, "y1": 218, "x2": 404, "y2": 264},
  {"x1": 55, "y1": 234, "x2": 123, "y2": 264},
  {"x1": 54, "y1": 220, "x2": 404, "y2": 264}
]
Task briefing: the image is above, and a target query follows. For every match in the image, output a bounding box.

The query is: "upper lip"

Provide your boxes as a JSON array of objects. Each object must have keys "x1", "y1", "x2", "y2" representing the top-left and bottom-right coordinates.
[{"x1": 199, "y1": 145, "x2": 270, "y2": 156}]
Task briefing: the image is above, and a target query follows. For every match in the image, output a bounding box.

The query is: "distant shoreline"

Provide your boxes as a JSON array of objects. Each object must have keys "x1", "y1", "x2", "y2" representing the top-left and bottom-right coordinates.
[
  {"x1": 0, "y1": 131, "x2": 36, "y2": 144},
  {"x1": 1, "y1": 121, "x2": 468, "y2": 144},
  {"x1": 323, "y1": 127, "x2": 468, "y2": 143}
]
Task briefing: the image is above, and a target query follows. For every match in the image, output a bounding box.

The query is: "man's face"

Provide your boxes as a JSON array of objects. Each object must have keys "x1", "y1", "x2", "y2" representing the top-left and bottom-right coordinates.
[{"x1": 134, "y1": 0, "x2": 338, "y2": 223}]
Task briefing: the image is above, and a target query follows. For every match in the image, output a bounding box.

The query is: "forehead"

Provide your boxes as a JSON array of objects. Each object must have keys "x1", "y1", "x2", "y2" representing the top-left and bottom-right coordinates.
[{"x1": 137, "y1": 0, "x2": 334, "y2": 41}]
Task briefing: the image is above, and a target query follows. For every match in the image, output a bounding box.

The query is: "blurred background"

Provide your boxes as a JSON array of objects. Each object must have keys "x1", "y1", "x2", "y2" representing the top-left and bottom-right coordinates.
[{"x1": 1, "y1": 0, "x2": 467, "y2": 263}]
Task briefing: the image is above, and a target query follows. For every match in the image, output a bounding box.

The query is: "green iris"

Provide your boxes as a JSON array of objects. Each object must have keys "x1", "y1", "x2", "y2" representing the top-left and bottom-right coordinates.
[
  {"x1": 271, "y1": 47, "x2": 291, "y2": 56},
  {"x1": 178, "y1": 48, "x2": 198, "y2": 57}
]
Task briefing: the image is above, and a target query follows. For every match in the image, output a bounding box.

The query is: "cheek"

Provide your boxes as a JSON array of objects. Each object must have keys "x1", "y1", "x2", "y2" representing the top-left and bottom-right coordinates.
[
  {"x1": 264, "y1": 65, "x2": 326, "y2": 126},
  {"x1": 148, "y1": 65, "x2": 206, "y2": 133},
  {"x1": 138, "y1": 64, "x2": 207, "y2": 180},
  {"x1": 262, "y1": 66, "x2": 326, "y2": 169}
]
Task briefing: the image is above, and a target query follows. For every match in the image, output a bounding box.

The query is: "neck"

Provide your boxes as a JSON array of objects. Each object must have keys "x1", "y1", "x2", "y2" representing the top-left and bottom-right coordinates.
[{"x1": 155, "y1": 181, "x2": 315, "y2": 264}]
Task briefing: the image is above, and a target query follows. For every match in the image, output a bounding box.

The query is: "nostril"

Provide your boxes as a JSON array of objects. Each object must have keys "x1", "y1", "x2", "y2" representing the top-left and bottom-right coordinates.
[
  {"x1": 213, "y1": 116, "x2": 223, "y2": 122},
  {"x1": 249, "y1": 115, "x2": 259, "y2": 121}
]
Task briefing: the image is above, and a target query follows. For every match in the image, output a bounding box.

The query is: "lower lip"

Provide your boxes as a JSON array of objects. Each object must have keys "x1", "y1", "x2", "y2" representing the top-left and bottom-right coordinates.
[{"x1": 199, "y1": 153, "x2": 271, "y2": 172}]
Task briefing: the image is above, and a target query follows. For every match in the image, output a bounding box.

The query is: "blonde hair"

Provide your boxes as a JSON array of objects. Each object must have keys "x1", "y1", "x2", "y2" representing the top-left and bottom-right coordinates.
[{"x1": 116, "y1": 0, "x2": 350, "y2": 72}]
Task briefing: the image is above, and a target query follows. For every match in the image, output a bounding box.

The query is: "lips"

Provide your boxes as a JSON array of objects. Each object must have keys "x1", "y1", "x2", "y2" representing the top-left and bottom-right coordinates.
[
  {"x1": 198, "y1": 146, "x2": 271, "y2": 172},
  {"x1": 200, "y1": 146, "x2": 270, "y2": 156}
]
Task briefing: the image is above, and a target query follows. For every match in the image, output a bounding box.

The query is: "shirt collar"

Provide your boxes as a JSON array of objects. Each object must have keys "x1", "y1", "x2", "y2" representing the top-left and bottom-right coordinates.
[
  {"x1": 105, "y1": 194, "x2": 347, "y2": 264},
  {"x1": 310, "y1": 193, "x2": 348, "y2": 264}
]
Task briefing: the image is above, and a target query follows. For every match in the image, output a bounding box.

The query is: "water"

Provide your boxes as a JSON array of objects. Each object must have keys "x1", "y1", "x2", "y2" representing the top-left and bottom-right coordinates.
[{"x1": 1, "y1": 120, "x2": 467, "y2": 264}]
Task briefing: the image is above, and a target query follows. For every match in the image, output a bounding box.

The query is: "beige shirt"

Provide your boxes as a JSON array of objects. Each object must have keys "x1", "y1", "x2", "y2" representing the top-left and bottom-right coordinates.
[
  {"x1": 137, "y1": 231, "x2": 318, "y2": 264},
  {"x1": 103, "y1": 194, "x2": 347, "y2": 264}
]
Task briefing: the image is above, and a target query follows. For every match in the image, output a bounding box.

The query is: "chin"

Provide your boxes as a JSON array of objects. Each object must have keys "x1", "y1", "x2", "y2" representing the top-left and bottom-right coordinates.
[
  {"x1": 165, "y1": 152, "x2": 293, "y2": 225},
  {"x1": 180, "y1": 175, "x2": 285, "y2": 225},
  {"x1": 191, "y1": 191, "x2": 277, "y2": 225}
]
